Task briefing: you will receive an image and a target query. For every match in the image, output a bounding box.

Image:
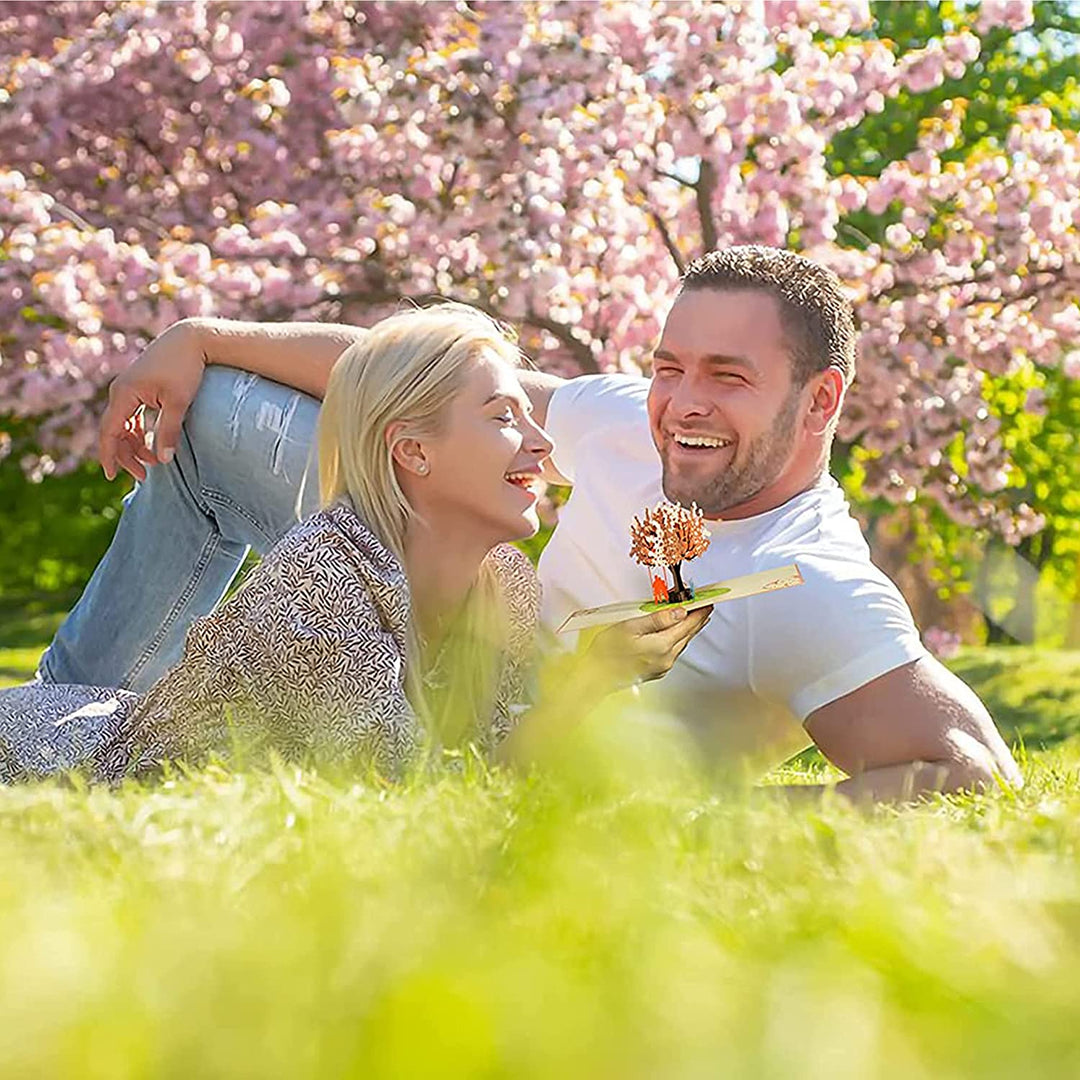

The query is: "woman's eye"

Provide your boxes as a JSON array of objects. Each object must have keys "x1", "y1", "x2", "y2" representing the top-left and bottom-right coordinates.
[{"x1": 496, "y1": 411, "x2": 515, "y2": 424}]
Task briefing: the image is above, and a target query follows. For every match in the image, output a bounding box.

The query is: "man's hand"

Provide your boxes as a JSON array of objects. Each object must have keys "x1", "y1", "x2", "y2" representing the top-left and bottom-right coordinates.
[
  {"x1": 498, "y1": 605, "x2": 712, "y2": 768},
  {"x1": 581, "y1": 605, "x2": 713, "y2": 695},
  {"x1": 100, "y1": 321, "x2": 206, "y2": 481},
  {"x1": 99, "y1": 317, "x2": 376, "y2": 482},
  {"x1": 803, "y1": 654, "x2": 1022, "y2": 804}
]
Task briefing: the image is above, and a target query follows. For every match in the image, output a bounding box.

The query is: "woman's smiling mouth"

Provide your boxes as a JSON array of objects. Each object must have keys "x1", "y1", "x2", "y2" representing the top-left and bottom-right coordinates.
[{"x1": 504, "y1": 470, "x2": 543, "y2": 498}]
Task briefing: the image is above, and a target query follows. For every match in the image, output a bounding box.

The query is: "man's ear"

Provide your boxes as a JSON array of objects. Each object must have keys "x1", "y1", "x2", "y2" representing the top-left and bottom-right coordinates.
[
  {"x1": 386, "y1": 421, "x2": 429, "y2": 477},
  {"x1": 805, "y1": 368, "x2": 845, "y2": 436}
]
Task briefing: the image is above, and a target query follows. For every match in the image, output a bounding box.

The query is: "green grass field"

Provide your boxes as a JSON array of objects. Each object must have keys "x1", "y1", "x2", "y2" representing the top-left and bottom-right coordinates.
[{"x1": 3, "y1": 618, "x2": 1080, "y2": 1077}]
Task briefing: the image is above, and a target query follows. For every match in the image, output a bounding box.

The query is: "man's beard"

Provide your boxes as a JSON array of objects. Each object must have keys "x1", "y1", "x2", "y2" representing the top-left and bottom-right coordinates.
[{"x1": 661, "y1": 389, "x2": 801, "y2": 517}]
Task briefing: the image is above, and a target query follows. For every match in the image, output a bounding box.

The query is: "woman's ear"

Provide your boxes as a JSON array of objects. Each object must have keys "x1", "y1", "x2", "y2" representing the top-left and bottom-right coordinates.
[{"x1": 386, "y1": 421, "x2": 429, "y2": 477}]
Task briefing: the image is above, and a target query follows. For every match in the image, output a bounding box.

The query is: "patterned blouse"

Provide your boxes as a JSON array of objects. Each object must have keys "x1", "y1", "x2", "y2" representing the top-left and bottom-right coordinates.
[{"x1": 0, "y1": 502, "x2": 540, "y2": 783}]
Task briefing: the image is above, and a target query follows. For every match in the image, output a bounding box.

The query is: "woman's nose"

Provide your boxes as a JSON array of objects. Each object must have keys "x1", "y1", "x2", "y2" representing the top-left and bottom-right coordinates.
[{"x1": 527, "y1": 417, "x2": 555, "y2": 458}]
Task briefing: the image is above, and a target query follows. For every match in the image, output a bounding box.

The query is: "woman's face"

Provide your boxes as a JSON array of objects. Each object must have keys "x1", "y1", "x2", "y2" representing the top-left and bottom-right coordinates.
[{"x1": 407, "y1": 351, "x2": 554, "y2": 545}]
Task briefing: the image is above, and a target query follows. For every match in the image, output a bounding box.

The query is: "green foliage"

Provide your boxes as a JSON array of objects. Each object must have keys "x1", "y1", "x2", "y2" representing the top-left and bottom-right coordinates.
[
  {"x1": 949, "y1": 644, "x2": 1080, "y2": 744},
  {"x1": 831, "y1": 0, "x2": 1080, "y2": 182},
  {"x1": 0, "y1": 460, "x2": 128, "y2": 598},
  {"x1": 897, "y1": 364, "x2": 1080, "y2": 640},
  {"x1": 999, "y1": 365, "x2": 1080, "y2": 587}
]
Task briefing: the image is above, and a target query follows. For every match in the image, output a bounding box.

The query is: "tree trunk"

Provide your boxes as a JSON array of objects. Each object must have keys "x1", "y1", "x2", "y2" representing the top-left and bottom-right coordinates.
[
  {"x1": 1068, "y1": 551, "x2": 1080, "y2": 649},
  {"x1": 669, "y1": 562, "x2": 692, "y2": 603}
]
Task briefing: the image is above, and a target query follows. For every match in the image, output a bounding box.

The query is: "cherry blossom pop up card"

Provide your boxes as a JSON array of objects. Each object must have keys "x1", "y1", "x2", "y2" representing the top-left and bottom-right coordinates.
[{"x1": 556, "y1": 501, "x2": 804, "y2": 634}]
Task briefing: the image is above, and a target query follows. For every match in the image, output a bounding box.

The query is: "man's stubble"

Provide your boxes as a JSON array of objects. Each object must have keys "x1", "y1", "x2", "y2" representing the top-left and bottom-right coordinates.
[{"x1": 660, "y1": 388, "x2": 802, "y2": 518}]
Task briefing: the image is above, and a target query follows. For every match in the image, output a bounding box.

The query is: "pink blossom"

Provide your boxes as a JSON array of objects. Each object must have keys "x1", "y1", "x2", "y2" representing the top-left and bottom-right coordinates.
[
  {"x1": 944, "y1": 31, "x2": 981, "y2": 65},
  {"x1": 975, "y1": 0, "x2": 1035, "y2": 34},
  {"x1": 210, "y1": 24, "x2": 245, "y2": 62},
  {"x1": 923, "y1": 626, "x2": 962, "y2": 660},
  {"x1": 0, "y1": 0, "x2": 1074, "y2": 551},
  {"x1": 901, "y1": 44, "x2": 947, "y2": 95}
]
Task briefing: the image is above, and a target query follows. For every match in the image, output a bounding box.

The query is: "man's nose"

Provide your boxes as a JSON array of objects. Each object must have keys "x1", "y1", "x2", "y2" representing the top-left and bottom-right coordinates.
[{"x1": 668, "y1": 376, "x2": 713, "y2": 418}]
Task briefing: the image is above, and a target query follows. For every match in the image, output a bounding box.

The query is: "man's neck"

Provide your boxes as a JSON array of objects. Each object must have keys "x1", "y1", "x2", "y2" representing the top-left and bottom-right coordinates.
[{"x1": 714, "y1": 464, "x2": 828, "y2": 522}]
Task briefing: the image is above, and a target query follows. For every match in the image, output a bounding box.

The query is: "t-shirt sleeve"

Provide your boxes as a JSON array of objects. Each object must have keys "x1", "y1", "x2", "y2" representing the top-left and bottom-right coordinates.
[
  {"x1": 544, "y1": 374, "x2": 650, "y2": 483},
  {"x1": 747, "y1": 552, "x2": 927, "y2": 722}
]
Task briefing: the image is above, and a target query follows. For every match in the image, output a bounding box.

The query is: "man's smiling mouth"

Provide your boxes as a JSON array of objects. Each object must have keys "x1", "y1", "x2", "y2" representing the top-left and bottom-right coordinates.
[{"x1": 671, "y1": 434, "x2": 733, "y2": 449}]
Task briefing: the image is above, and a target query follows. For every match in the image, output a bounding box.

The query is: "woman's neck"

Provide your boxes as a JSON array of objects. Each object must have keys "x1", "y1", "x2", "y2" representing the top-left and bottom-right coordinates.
[{"x1": 403, "y1": 516, "x2": 491, "y2": 645}]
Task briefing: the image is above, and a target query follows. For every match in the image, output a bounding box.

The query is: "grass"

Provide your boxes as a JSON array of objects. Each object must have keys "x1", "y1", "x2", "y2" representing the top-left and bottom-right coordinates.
[
  {"x1": 3, "y1": 608, "x2": 1080, "y2": 1076},
  {"x1": 949, "y1": 646, "x2": 1080, "y2": 746}
]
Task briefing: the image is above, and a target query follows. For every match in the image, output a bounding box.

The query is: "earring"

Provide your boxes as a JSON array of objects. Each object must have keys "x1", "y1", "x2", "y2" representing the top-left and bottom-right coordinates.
[{"x1": 417, "y1": 462, "x2": 428, "y2": 475}]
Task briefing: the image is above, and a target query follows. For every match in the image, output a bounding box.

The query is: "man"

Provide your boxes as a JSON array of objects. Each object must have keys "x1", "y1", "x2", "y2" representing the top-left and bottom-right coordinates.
[{"x1": 42, "y1": 246, "x2": 1021, "y2": 800}]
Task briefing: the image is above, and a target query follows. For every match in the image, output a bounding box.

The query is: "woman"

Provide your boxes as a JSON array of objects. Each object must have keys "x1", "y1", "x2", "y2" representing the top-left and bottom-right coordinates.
[{"x1": 0, "y1": 303, "x2": 560, "y2": 781}]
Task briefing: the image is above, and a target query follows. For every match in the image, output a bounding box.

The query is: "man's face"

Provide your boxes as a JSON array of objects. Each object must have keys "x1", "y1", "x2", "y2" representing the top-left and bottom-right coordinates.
[{"x1": 647, "y1": 288, "x2": 804, "y2": 518}]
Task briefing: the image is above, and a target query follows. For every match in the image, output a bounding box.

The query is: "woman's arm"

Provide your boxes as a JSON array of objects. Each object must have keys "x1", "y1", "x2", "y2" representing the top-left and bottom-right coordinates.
[
  {"x1": 496, "y1": 605, "x2": 714, "y2": 769},
  {"x1": 99, "y1": 317, "x2": 368, "y2": 481}
]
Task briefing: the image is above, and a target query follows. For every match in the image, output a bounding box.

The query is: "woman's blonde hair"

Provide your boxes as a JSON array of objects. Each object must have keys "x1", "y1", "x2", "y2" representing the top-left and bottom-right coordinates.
[
  {"x1": 317, "y1": 301, "x2": 522, "y2": 560},
  {"x1": 317, "y1": 302, "x2": 524, "y2": 750}
]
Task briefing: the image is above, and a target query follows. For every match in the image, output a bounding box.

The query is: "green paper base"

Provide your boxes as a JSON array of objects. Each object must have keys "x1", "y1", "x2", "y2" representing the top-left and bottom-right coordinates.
[{"x1": 640, "y1": 584, "x2": 732, "y2": 613}]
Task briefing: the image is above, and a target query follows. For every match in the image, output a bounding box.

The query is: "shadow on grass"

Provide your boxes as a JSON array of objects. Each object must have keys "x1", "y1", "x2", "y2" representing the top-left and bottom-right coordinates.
[
  {"x1": 0, "y1": 594, "x2": 71, "y2": 686},
  {"x1": 782, "y1": 646, "x2": 1080, "y2": 772},
  {"x1": 0, "y1": 593, "x2": 73, "y2": 650}
]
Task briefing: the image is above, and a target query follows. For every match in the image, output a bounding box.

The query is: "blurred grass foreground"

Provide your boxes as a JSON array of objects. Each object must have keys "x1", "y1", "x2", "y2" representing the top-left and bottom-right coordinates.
[{"x1": 2, "y1": 613, "x2": 1080, "y2": 1077}]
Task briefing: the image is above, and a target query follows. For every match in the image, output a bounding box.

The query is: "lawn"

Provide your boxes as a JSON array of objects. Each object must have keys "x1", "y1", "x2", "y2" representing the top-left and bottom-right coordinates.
[{"x1": 3, "y1": 616, "x2": 1080, "y2": 1077}]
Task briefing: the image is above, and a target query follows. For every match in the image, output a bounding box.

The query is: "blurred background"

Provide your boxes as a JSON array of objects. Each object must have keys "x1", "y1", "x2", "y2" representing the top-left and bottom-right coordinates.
[
  {"x1": 4, "y1": 7, "x2": 1080, "y2": 1075},
  {"x1": 1, "y1": 0, "x2": 1078, "y2": 687}
]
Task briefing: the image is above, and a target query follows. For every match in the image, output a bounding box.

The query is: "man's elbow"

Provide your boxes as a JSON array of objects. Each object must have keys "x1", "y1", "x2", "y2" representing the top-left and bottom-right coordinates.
[{"x1": 936, "y1": 728, "x2": 1024, "y2": 794}]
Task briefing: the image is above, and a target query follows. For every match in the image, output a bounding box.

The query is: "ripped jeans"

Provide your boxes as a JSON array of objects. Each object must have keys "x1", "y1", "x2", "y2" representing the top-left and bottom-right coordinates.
[{"x1": 38, "y1": 368, "x2": 321, "y2": 692}]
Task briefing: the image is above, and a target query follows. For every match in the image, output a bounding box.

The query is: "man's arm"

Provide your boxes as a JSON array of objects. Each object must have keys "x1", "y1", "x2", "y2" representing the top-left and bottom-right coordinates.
[
  {"x1": 100, "y1": 317, "x2": 569, "y2": 483},
  {"x1": 800, "y1": 655, "x2": 1022, "y2": 804},
  {"x1": 99, "y1": 318, "x2": 368, "y2": 480}
]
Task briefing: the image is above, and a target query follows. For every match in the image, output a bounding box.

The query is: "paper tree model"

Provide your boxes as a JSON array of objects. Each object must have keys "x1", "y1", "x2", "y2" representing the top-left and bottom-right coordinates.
[{"x1": 629, "y1": 501, "x2": 711, "y2": 604}]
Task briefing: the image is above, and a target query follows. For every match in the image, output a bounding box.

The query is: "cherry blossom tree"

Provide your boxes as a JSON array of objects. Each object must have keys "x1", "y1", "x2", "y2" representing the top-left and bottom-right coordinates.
[
  {"x1": 630, "y1": 500, "x2": 710, "y2": 601},
  {"x1": 1, "y1": 0, "x2": 1077, "y2": 551}
]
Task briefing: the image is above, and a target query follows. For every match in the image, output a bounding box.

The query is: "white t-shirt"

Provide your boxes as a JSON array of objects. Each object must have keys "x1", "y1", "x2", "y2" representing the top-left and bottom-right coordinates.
[{"x1": 538, "y1": 374, "x2": 927, "y2": 769}]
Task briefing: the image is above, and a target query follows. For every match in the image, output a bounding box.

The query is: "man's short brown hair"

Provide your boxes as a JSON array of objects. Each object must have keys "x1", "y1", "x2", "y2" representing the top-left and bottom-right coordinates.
[{"x1": 680, "y1": 246, "x2": 857, "y2": 387}]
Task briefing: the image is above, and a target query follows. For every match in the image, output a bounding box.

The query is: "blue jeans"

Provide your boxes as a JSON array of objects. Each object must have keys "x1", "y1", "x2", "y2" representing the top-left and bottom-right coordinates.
[{"x1": 37, "y1": 368, "x2": 322, "y2": 693}]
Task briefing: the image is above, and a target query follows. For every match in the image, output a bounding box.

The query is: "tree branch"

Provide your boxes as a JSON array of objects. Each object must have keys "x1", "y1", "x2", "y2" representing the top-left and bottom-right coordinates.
[
  {"x1": 863, "y1": 264, "x2": 1069, "y2": 309},
  {"x1": 524, "y1": 307, "x2": 599, "y2": 373},
  {"x1": 50, "y1": 201, "x2": 95, "y2": 232},
  {"x1": 695, "y1": 157, "x2": 718, "y2": 253},
  {"x1": 656, "y1": 168, "x2": 698, "y2": 191},
  {"x1": 472, "y1": 294, "x2": 599, "y2": 373},
  {"x1": 325, "y1": 284, "x2": 602, "y2": 376},
  {"x1": 639, "y1": 189, "x2": 685, "y2": 276}
]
